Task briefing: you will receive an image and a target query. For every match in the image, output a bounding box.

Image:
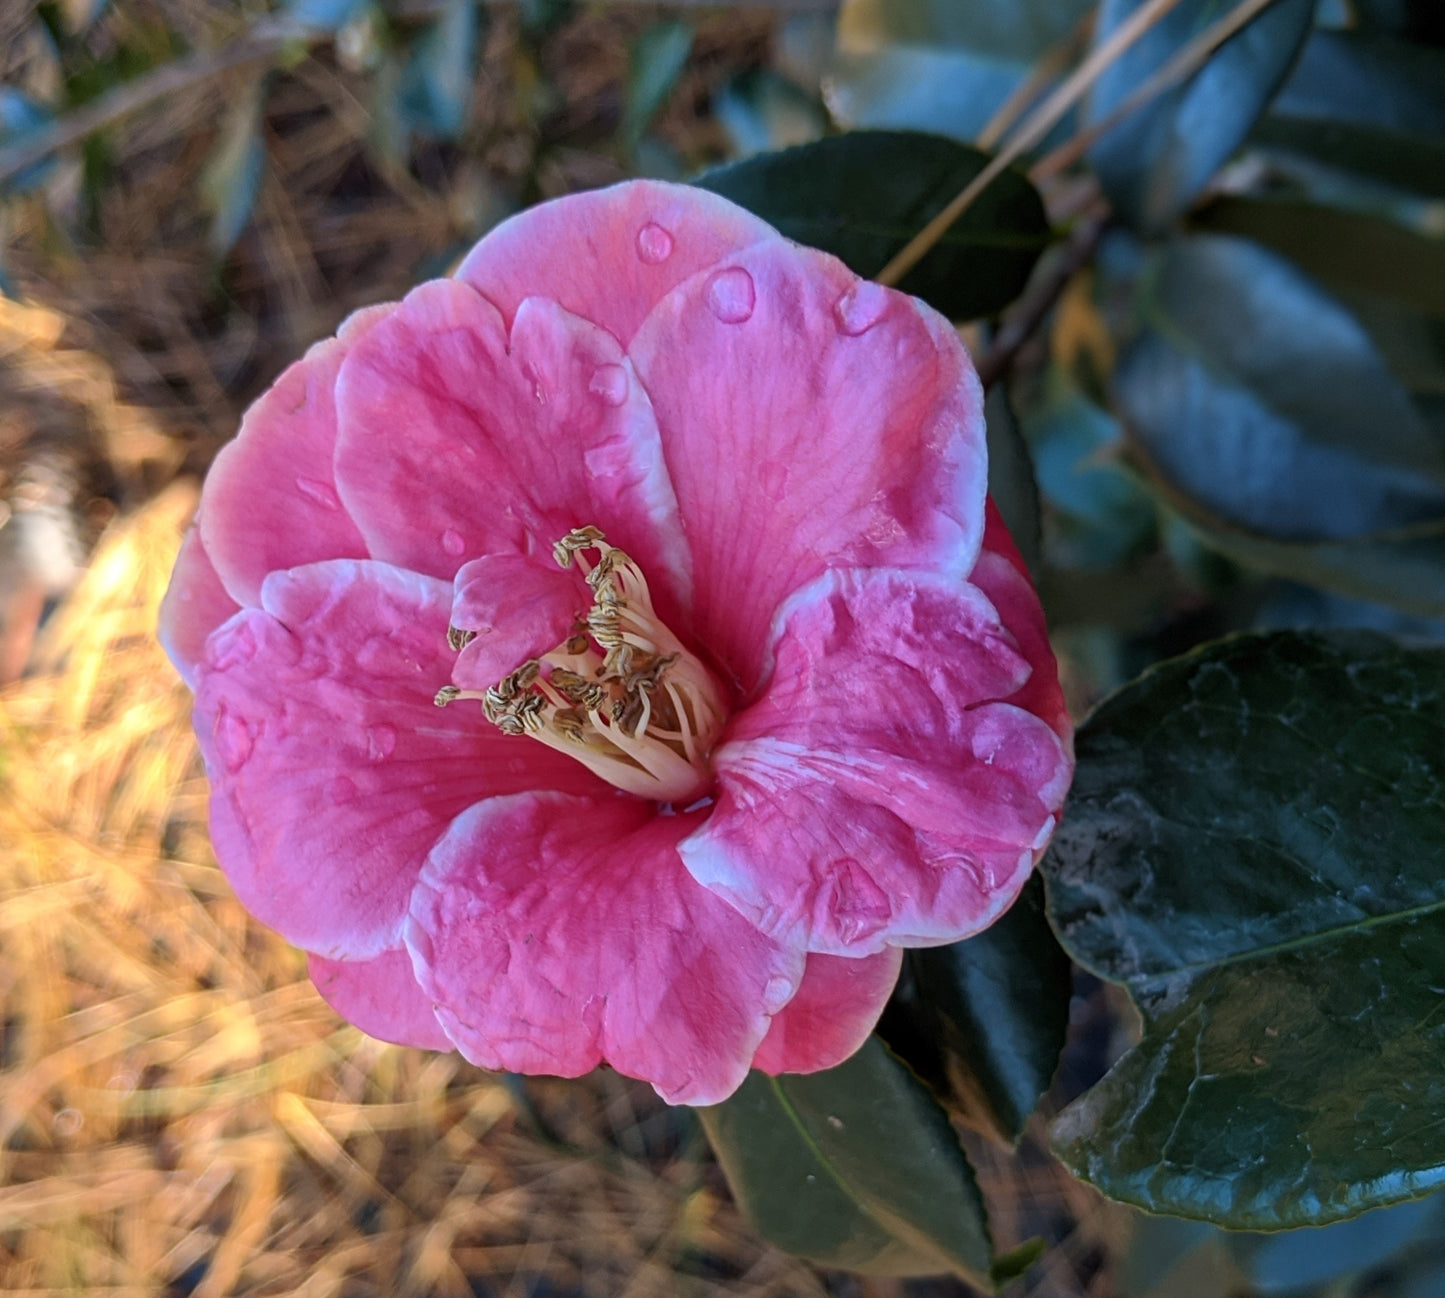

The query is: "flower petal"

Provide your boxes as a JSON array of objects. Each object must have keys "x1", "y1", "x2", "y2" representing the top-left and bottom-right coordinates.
[
  {"x1": 334, "y1": 281, "x2": 690, "y2": 611},
  {"x1": 406, "y1": 792, "x2": 805, "y2": 1105},
  {"x1": 308, "y1": 948, "x2": 453, "y2": 1051},
  {"x1": 194, "y1": 560, "x2": 603, "y2": 960},
  {"x1": 629, "y1": 241, "x2": 987, "y2": 693},
  {"x1": 679, "y1": 568, "x2": 1073, "y2": 956},
  {"x1": 456, "y1": 180, "x2": 779, "y2": 347},
  {"x1": 159, "y1": 525, "x2": 241, "y2": 688},
  {"x1": 449, "y1": 552, "x2": 585, "y2": 690},
  {"x1": 199, "y1": 306, "x2": 390, "y2": 608},
  {"x1": 751, "y1": 948, "x2": 902, "y2": 1076}
]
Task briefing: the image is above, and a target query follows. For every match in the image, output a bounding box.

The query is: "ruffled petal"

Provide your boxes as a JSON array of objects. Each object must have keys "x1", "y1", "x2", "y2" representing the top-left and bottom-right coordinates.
[
  {"x1": 309, "y1": 948, "x2": 453, "y2": 1051},
  {"x1": 199, "y1": 307, "x2": 389, "y2": 608},
  {"x1": 456, "y1": 180, "x2": 779, "y2": 348},
  {"x1": 751, "y1": 948, "x2": 902, "y2": 1076},
  {"x1": 628, "y1": 240, "x2": 986, "y2": 693},
  {"x1": 406, "y1": 792, "x2": 805, "y2": 1105},
  {"x1": 333, "y1": 282, "x2": 690, "y2": 615},
  {"x1": 679, "y1": 568, "x2": 1073, "y2": 956},
  {"x1": 194, "y1": 560, "x2": 603, "y2": 961},
  {"x1": 449, "y1": 552, "x2": 584, "y2": 690},
  {"x1": 159, "y1": 525, "x2": 241, "y2": 688},
  {"x1": 971, "y1": 499, "x2": 1072, "y2": 741}
]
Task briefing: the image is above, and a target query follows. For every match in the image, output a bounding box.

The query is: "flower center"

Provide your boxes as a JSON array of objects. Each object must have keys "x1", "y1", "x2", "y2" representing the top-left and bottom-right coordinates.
[{"x1": 436, "y1": 527, "x2": 727, "y2": 803}]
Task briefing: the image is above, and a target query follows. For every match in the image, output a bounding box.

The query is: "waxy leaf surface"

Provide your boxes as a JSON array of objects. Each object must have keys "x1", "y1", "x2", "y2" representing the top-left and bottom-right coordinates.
[{"x1": 1041, "y1": 630, "x2": 1445, "y2": 1228}]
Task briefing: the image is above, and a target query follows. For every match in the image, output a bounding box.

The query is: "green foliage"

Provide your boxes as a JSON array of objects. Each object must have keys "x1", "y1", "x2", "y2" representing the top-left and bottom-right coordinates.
[
  {"x1": 200, "y1": 84, "x2": 268, "y2": 259},
  {"x1": 1042, "y1": 630, "x2": 1445, "y2": 1227},
  {"x1": 621, "y1": 20, "x2": 695, "y2": 153},
  {"x1": 697, "y1": 1036, "x2": 993, "y2": 1282},
  {"x1": 398, "y1": 0, "x2": 481, "y2": 140},
  {"x1": 697, "y1": 130, "x2": 1051, "y2": 321}
]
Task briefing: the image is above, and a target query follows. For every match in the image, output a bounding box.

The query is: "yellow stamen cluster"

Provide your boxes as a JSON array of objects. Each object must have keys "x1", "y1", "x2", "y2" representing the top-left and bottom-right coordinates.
[{"x1": 436, "y1": 527, "x2": 727, "y2": 803}]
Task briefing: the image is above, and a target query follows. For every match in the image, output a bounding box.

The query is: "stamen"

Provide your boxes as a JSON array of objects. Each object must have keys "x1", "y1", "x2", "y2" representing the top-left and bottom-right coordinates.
[{"x1": 443, "y1": 527, "x2": 728, "y2": 802}]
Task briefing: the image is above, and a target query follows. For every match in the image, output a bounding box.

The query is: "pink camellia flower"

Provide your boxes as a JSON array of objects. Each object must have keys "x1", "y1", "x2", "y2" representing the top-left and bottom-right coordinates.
[{"x1": 160, "y1": 180, "x2": 1073, "y2": 1105}]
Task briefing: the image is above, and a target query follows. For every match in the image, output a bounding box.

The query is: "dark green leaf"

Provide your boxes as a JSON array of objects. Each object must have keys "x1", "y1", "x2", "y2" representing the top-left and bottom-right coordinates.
[
  {"x1": 1251, "y1": 32, "x2": 1445, "y2": 197},
  {"x1": 1041, "y1": 629, "x2": 1445, "y2": 1227},
  {"x1": 828, "y1": 0, "x2": 1091, "y2": 145},
  {"x1": 1192, "y1": 196, "x2": 1445, "y2": 317},
  {"x1": 398, "y1": 0, "x2": 479, "y2": 141},
  {"x1": 621, "y1": 20, "x2": 694, "y2": 151},
  {"x1": 882, "y1": 875, "x2": 1071, "y2": 1142},
  {"x1": 985, "y1": 386, "x2": 1042, "y2": 575},
  {"x1": 200, "y1": 85, "x2": 267, "y2": 258},
  {"x1": 1116, "y1": 235, "x2": 1445, "y2": 614},
  {"x1": 696, "y1": 131, "x2": 1051, "y2": 321},
  {"x1": 697, "y1": 1036, "x2": 993, "y2": 1281},
  {"x1": 1084, "y1": 0, "x2": 1314, "y2": 232},
  {"x1": 990, "y1": 1236, "x2": 1047, "y2": 1285}
]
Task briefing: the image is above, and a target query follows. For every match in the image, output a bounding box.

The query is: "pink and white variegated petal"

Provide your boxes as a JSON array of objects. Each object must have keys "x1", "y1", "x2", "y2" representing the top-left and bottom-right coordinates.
[
  {"x1": 629, "y1": 240, "x2": 986, "y2": 694},
  {"x1": 456, "y1": 179, "x2": 779, "y2": 348},
  {"x1": 199, "y1": 307, "x2": 392, "y2": 608},
  {"x1": 679, "y1": 568, "x2": 1073, "y2": 956},
  {"x1": 333, "y1": 281, "x2": 691, "y2": 618},
  {"x1": 309, "y1": 948, "x2": 453, "y2": 1052},
  {"x1": 407, "y1": 792, "x2": 806, "y2": 1106},
  {"x1": 194, "y1": 560, "x2": 604, "y2": 961},
  {"x1": 159, "y1": 525, "x2": 241, "y2": 688},
  {"x1": 751, "y1": 948, "x2": 903, "y2": 1076}
]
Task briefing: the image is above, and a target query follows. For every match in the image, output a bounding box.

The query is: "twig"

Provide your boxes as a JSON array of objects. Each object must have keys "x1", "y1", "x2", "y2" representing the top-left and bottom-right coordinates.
[
  {"x1": 976, "y1": 11, "x2": 1093, "y2": 152},
  {"x1": 975, "y1": 204, "x2": 1109, "y2": 390},
  {"x1": 1031, "y1": 0, "x2": 1286, "y2": 183},
  {"x1": 875, "y1": 0, "x2": 1191, "y2": 289}
]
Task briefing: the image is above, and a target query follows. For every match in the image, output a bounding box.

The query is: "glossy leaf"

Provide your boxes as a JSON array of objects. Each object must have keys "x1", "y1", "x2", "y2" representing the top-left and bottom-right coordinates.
[
  {"x1": 985, "y1": 386, "x2": 1042, "y2": 575},
  {"x1": 828, "y1": 0, "x2": 1091, "y2": 145},
  {"x1": 1116, "y1": 235, "x2": 1445, "y2": 614},
  {"x1": 200, "y1": 85, "x2": 266, "y2": 258},
  {"x1": 1084, "y1": 0, "x2": 1314, "y2": 232},
  {"x1": 881, "y1": 875, "x2": 1070, "y2": 1143},
  {"x1": 621, "y1": 20, "x2": 694, "y2": 151},
  {"x1": 1041, "y1": 630, "x2": 1445, "y2": 1227},
  {"x1": 696, "y1": 131, "x2": 1051, "y2": 321},
  {"x1": 1251, "y1": 32, "x2": 1445, "y2": 197},
  {"x1": 698, "y1": 1036, "x2": 993, "y2": 1281}
]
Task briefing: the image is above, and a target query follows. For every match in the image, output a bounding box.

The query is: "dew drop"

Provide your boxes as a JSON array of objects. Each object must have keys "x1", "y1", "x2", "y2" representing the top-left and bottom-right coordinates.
[
  {"x1": 589, "y1": 363, "x2": 629, "y2": 407},
  {"x1": 367, "y1": 724, "x2": 397, "y2": 761},
  {"x1": 834, "y1": 280, "x2": 890, "y2": 336},
  {"x1": 441, "y1": 528, "x2": 466, "y2": 557},
  {"x1": 325, "y1": 775, "x2": 358, "y2": 805},
  {"x1": 705, "y1": 267, "x2": 755, "y2": 324},
  {"x1": 294, "y1": 477, "x2": 341, "y2": 510},
  {"x1": 635, "y1": 221, "x2": 674, "y2": 265},
  {"x1": 759, "y1": 460, "x2": 789, "y2": 502}
]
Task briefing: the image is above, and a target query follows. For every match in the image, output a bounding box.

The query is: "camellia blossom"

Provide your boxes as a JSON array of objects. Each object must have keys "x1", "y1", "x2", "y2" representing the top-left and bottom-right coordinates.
[{"x1": 160, "y1": 180, "x2": 1074, "y2": 1106}]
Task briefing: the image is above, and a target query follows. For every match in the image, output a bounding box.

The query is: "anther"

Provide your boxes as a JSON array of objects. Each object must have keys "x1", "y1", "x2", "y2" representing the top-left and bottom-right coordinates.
[
  {"x1": 434, "y1": 685, "x2": 461, "y2": 707},
  {"x1": 447, "y1": 626, "x2": 476, "y2": 651}
]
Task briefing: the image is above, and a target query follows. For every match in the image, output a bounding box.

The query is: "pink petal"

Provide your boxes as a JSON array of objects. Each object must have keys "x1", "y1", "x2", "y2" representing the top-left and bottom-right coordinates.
[
  {"x1": 629, "y1": 241, "x2": 986, "y2": 694},
  {"x1": 972, "y1": 499, "x2": 1072, "y2": 741},
  {"x1": 679, "y1": 568, "x2": 1073, "y2": 956},
  {"x1": 456, "y1": 180, "x2": 779, "y2": 347},
  {"x1": 309, "y1": 948, "x2": 453, "y2": 1051},
  {"x1": 194, "y1": 559, "x2": 603, "y2": 961},
  {"x1": 751, "y1": 948, "x2": 902, "y2": 1076},
  {"x1": 406, "y1": 793, "x2": 806, "y2": 1105},
  {"x1": 449, "y1": 552, "x2": 585, "y2": 691},
  {"x1": 159, "y1": 525, "x2": 241, "y2": 688},
  {"x1": 333, "y1": 281, "x2": 691, "y2": 614},
  {"x1": 199, "y1": 309, "x2": 389, "y2": 608}
]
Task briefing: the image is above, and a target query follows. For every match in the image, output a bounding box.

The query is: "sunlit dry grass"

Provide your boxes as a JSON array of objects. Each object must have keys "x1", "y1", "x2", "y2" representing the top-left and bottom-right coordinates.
[{"x1": 0, "y1": 485, "x2": 846, "y2": 1298}]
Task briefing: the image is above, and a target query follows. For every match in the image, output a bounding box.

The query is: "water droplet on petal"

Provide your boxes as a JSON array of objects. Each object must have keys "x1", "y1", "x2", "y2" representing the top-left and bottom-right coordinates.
[
  {"x1": 325, "y1": 775, "x2": 358, "y2": 805},
  {"x1": 762, "y1": 975, "x2": 794, "y2": 1014},
  {"x1": 441, "y1": 529, "x2": 466, "y2": 557},
  {"x1": 834, "y1": 280, "x2": 890, "y2": 336},
  {"x1": 589, "y1": 363, "x2": 629, "y2": 407},
  {"x1": 214, "y1": 706, "x2": 254, "y2": 773},
  {"x1": 706, "y1": 267, "x2": 755, "y2": 324},
  {"x1": 367, "y1": 724, "x2": 397, "y2": 761},
  {"x1": 635, "y1": 221, "x2": 674, "y2": 265},
  {"x1": 294, "y1": 477, "x2": 341, "y2": 510}
]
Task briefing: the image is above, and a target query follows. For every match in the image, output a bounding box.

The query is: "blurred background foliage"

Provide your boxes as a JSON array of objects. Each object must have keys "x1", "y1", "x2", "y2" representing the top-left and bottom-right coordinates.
[{"x1": 2, "y1": 0, "x2": 1444, "y2": 1295}]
